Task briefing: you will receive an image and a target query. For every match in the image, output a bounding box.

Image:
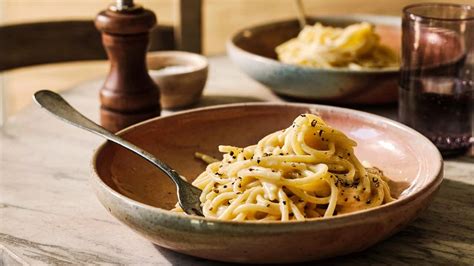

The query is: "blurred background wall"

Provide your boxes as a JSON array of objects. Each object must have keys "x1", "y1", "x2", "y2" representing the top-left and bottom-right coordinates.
[
  {"x1": 0, "y1": 0, "x2": 470, "y2": 117},
  {"x1": 2, "y1": 0, "x2": 471, "y2": 55}
]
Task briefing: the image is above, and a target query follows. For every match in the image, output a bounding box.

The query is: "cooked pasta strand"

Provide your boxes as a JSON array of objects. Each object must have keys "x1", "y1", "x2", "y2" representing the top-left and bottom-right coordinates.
[{"x1": 173, "y1": 114, "x2": 394, "y2": 221}]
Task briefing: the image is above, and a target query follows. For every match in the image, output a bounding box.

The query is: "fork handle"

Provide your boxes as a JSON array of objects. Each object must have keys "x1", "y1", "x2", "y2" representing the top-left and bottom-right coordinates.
[{"x1": 33, "y1": 90, "x2": 183, "y2": 187}]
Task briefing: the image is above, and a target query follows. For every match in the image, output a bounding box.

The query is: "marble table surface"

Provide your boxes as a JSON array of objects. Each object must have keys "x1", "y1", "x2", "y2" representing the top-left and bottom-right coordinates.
[{"x1": 1, "y1": 56, "x2": 473, "y2": 265}]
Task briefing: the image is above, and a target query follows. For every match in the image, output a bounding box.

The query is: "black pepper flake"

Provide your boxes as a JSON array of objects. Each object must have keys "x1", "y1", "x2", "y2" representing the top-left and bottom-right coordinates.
[
  {"x1": 279, "y1": 153, "x2": 284, "y2": 156},
  {"x1": 311, "y1": 120, "x2": 317, "y2": 127},
  {"x1": 232, "y1": 156, "x2": 236, "y2": 159},
  {"x1": 209, "y1": 207, "x2": 213, "y2": 211},
  {"x1": 366, "y1": 200, "x2": 371, "y2": 204},
  {"x1": 266, "y1": 204, "x2": 270, "y2": 207},
  {"x1": 347, "y1": 153, "x2": 350, "y2": 156},
  {"x1": 243, "y1": 157, "x2": 247, "y2": 160},
  {"x1": 319, "y1": 130, "x2": 323, "y2": 136},
  {"x1": 223, "y1": 185, "x2": 227, "y2": 188},
  {"x1": 353, "y1": 195, "x2": 360, "y2": 201},
  {"x1": 249, "y1": 168, "x2": 254, "y2": 172},
  {"x1": 238, "y1": 184, "x2": 242, "y2": 188},
  {"x1": 300, "y1": 114, "x2": 306, "y2": 117},
  {"x1": 257, "y1": 159, "x2": 261, "y2": 164},
  {"x1": 230, "y1": 151, "x2": 234, "y2": 156},
  {"x1": 271, "y1": 170, "x2": 276, "y2": 173},
  {"x1": 213, "y1": 189, "x2": 219, "y2": 193},
  {"x1": 352, "y1": 180, "x2": 360, "y2": 188},
  {"x1": 344, "y1": 198, "x2": 348, "y2": 202},
  {"x1": 282, "y1": 201, "x2": 287, "y2": 205}
]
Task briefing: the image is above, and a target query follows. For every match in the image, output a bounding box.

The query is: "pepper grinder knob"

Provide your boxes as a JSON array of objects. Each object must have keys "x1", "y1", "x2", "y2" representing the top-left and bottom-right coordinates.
[{"x1": 95, "y1": 0, "x2": 161, "y2": 132}]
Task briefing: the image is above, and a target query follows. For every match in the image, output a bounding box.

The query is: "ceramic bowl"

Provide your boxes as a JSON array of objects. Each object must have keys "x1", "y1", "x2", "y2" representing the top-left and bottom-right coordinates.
[
  {"x1": 227, "y1": 15, "x2": 401, "y2": 104},
  {"x1": 147, "y1": 51, "x2": 208, "y2": 109},
  {"x1": 92, "y1": 103, "x2": 443, "y2": 263}
]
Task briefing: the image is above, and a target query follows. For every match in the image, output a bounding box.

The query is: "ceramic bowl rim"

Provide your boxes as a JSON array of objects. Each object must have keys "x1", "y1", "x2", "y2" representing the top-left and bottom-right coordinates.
[
  {"x1": 91, "y1": 102, "x2": 443, "y2": 230},
  {"x1": 147, "y1": 50, "x2": 208, "y2": 76},
  {"x1": 227, "y1": 14, "x2": 400, "y2": 74}
]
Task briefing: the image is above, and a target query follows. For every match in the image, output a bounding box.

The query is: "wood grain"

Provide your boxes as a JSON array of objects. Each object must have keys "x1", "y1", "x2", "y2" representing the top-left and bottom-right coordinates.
[{"x1": 0, "y1": 56, "x2": 473, "y2": 265}]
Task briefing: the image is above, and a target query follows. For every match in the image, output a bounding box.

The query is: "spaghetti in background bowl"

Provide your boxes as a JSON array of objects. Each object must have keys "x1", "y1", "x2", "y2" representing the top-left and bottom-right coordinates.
[
  {"x1": 92, "y1": 103, "x2": 443, "y2": 263},
  {"x1": 227, "y1": 15, "x2": 401, "y2": 104}
]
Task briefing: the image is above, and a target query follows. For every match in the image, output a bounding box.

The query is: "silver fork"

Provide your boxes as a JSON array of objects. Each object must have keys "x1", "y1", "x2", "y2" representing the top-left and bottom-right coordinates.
[{"x1": 34, "y1": 90, "x2": 203, "y2": 216}]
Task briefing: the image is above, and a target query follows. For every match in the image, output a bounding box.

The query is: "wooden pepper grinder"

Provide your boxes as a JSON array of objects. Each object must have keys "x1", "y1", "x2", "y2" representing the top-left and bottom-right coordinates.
[{"x1": 95, "y1": 0, "x2": 160, "y2": 132}]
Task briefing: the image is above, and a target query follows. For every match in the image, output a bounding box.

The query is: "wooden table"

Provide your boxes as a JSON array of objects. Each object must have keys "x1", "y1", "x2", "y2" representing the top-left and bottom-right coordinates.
[{"x1": 1, "y1": 56, "x2": 473, "y2": 265}]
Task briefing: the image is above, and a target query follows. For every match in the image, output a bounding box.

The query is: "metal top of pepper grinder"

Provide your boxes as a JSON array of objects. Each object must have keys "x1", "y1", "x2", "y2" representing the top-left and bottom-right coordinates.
[
  {"x1": 95, "y1": 0, "x2": 161, "y2": 132},
  {"x1": 109, "y1": 0, "x2": 141, "y2": 12}
]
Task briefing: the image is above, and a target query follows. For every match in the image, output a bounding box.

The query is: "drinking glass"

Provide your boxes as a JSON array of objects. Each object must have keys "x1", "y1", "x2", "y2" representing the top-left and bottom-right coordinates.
[{"x1": 399, "y1": 3, "x2": 474, "y2": 156}]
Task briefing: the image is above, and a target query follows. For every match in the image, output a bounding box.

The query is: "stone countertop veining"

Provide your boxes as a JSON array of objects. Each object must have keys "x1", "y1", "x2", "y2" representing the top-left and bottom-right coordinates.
[{"x1": 1, "y1": 56, "x2": 473, "y2": 265}]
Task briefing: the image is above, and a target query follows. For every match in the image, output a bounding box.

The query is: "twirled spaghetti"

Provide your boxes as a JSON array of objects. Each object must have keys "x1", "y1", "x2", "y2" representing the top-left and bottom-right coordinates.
[
  {"x1": 174, "y1": 114, "x2": 394, "y2": 221},
  {"x1": 276, "y1": 22, "x2": 399, "y2": 69}
]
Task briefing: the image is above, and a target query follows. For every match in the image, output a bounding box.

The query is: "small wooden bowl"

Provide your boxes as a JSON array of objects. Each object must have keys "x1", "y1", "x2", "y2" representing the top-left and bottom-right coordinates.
[
  {"x1": 147, "y1": 51, "x2": 208, "y2": 109},
  {"x1": 92, "y1": 103, "x2": 443, "y2": 263}
]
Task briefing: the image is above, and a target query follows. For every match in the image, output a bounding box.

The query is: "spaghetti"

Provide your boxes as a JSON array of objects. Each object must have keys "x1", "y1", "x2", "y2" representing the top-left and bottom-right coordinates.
[
  {"x1": 175, "y1": 114, "x2": 394, "y2": 221},
  {"x1": 276, "y1": 22, "x2": 399, "y2": 69}
]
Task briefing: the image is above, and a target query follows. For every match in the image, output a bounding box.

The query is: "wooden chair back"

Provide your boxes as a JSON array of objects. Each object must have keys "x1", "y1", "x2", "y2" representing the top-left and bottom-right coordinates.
[
  {"x1": 0, "y1": 21, "x2": 176, "y2": 71},
  {"x1": 0, "y1": 0, "x2": 202, "y2": 71},
  {"x1": 0, "y1": 0, "x2": 202, "y2": 125}
]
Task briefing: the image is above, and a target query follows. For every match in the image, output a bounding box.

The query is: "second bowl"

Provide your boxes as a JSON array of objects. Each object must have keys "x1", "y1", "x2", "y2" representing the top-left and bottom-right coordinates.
[{"x1": 227, "y1": 15, "x2": 401, "y2": 104}]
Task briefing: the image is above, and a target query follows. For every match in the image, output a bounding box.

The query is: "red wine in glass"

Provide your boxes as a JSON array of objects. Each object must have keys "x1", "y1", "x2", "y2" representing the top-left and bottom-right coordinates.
[{"x1": 399, "y1": 4, "x2": 474, "y2": 156}]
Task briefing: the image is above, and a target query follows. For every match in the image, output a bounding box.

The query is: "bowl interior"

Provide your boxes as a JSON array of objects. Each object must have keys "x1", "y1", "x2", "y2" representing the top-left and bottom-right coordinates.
[
  {"x1": 94, "y1": 104, "x2": 440, "y2": 212},
  {"x1": 147, "y1": 51, "x2": 208, "y2": 74},
  {"x1": 232, "y1": 16, "x2": 401, "y2": 62}
]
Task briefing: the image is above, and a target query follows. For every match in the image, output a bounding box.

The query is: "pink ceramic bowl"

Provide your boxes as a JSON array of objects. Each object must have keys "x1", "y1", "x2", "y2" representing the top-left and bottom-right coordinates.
[{"x1": 92, "y1": 103, "x2": 443, "y2": 263}]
